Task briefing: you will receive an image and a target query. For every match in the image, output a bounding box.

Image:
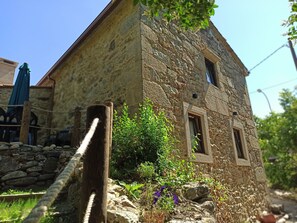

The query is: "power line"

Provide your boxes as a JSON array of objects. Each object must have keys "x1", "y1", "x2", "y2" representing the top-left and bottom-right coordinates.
[
  {"x1": 248, "y1": 43, "x2": 288, "y2": 73},
  {"x1": 249, "y1": 78, "x2": 297, "y2": 94}
]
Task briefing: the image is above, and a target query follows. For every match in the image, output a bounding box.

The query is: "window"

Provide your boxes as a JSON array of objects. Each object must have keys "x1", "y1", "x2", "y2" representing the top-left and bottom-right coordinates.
[
  {"x1": 188, "y1": 114, "x2": 205, "y2": 154},
  {"x1": 231, "y1": 120, "x2": 250, "y2": 166},
  {"x1": 205, "y1": 58, "x2": 217, "y2": 86},
  {"x1": 183, "y1": 102, "x2": 213, "y2": 163},
  {"x1": 233, "y1": 128, "x2": 244, "y2": 159}
]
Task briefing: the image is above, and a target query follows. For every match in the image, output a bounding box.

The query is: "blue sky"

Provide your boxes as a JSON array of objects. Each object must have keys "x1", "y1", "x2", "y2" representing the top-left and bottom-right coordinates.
[{"x1": 1, "y1": 0, "x2": 296, "y2": 118}]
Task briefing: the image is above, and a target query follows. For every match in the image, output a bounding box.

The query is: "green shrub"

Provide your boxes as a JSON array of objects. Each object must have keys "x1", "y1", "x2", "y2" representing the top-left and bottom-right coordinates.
[
  {"x1": 137, "y1": 162, "x2": 156, "y2": 181},
  {"x1": 111, "y1": 99, "x2": 174, "y2": 180},
  {"x1": 119, "y1": 181, "x2": 144, "y2": 200},
  {"x1": 111, "y1": 100, "x2": 228, "y2": 214}
]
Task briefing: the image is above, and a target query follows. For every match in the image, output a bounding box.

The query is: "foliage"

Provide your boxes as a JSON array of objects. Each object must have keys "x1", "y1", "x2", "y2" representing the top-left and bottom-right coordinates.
[
  {"x1": 255, "y1": 88, "x2": 297, "y2": 188},
  {"x1": 198, "y1": 176, "x2": 228, "y2": 203},
  {"x1": 111, "y1": 99, "x2": 174, "y2": 180},
  {"x1": 285, "y1": 0, "x2": 297, "y2": 40},
  {"x1": 119, "y1": 181, "x2": 144, "y2": 200},
  {"x1": 200, "y1": 176, "x2": 231, "y2": 222},
  {"x1": 0, "y1": 189, "x2": 33, "y2": 195},
  {"x1": 112, "y1": 100, "x2": 228, "y2": 215},
  {"x1": 153, "y1": 186, "x2": 178, "y2": 212},
  {"x1": 137, "y1": 162, "x2": 156, "y2": 180},
  {"x1": 0, "y1": 197, "x2": 56, "y2": 223},
  {"x1": 0, "y1": 198, "x2": 37, "y2": 222},
  {"x1": 133, "y1": 0, "x2": 218, "y2": 30}
]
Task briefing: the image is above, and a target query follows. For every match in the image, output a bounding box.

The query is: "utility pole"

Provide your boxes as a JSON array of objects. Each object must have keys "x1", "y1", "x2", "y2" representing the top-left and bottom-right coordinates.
[{"x1": 288, "y1": 39, "x2": 297, "y2": 71}]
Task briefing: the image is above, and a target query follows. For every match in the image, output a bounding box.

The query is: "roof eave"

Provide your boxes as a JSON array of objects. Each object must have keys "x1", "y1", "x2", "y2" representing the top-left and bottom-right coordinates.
[
  {"x1": 37, "y1": 0, "x2": 122, "y2": 86},
  {"x1": 210, "y1": 22, "x2": 249, "y2": 76}
]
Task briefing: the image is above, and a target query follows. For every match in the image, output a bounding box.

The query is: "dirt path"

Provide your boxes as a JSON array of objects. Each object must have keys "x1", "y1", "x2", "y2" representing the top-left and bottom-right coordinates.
[{"x1": 269, "y1": 190, "x2": 297, "y2": 223}]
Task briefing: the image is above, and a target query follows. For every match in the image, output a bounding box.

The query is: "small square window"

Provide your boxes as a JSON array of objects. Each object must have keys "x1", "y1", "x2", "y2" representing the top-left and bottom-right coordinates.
[
  {"x1": 189, "y1": 114, "x2": 205, "y2": 154},
  {"x1": 233, "y1": 128, "x2": 244, "y2": 159},
  {"x1": 205, "y1": 58, "x2": 217, "y2": 86}
]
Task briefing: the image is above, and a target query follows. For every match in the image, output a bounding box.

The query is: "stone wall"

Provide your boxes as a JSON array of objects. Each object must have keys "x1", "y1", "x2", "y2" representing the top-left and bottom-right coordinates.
[
  {"x1": 35, "y1": 1, "x2": 268, "y2": 221},
  {"x1": 40, "y1": 1, "x2": 143, "y2": 132},
  {"x1": 140, "y1": 14, "x2": 268, "y2": 222},
  {"x1": 0, "y1": 86, "x2": 53, "y2": 145},
  {"x1": 0, "y1": 142, "x2": 74, "y2": 191}
]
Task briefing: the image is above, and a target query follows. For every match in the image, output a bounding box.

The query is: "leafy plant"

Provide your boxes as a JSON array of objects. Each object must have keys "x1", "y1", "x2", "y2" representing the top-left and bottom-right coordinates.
[
  {"x1": 111, "y1": 99, "x2": 174, "y2": 180},
  {"x1": 137, "y1": 162, "x2": 156, "y2": 180},
  {"x1": 0, "y1": 198, "x2": 38, "y2": 222},
  {"x1": 284, "y1": 0, "x2": 297, "y2": 40},
  {"x1": 153, "y1": 186, "x2": 178, "y2": 212},
  {"x1": 119, "y1": 181, "x2": 144, "y2": 200},
  {"x1": 133, "y1": 0, "x2": 218, "y2": 30},
  {"x1": 112, "y1": 100, "x2": 228, "y2": 215},
  {"x1": 255, "y1": 88, "x2": 297, "y2": 189}
]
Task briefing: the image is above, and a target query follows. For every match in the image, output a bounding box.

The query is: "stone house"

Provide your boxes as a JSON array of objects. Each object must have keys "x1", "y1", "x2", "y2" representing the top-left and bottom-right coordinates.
[
  {"x1": 0, "y1": 58, "x2": 18, "y2": 86},
  {"x1": 36, "y1": 0, "x2": 268, "y2": 221}
]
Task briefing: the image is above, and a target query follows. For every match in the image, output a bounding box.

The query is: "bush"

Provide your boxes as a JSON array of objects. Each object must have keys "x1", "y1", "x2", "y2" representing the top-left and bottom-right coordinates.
[
  {"x1": 111, "y1": 100, "x2": 174, "y2": 180},
  {"x1": 111, "y1": 100, "x2": 228, "y2": 214}
]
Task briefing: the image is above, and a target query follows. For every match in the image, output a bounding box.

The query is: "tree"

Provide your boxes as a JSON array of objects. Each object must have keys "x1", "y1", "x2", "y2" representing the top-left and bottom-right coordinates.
[
  {"x1": 256, "y1": 88, "x2": 297, "y2": 188},
  {"x1": 286, "y1": 0, "x2": 297, "y2": 40},
  {"x1": 133, "y1": 0, "x2": 218, "y2": 29}
]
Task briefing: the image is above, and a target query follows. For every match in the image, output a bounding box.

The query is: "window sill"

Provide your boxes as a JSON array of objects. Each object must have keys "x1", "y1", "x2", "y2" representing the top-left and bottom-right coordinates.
[
  {"x1": 235, "y1": 158, "x2": 251, "y2": 166},
  {"x1": 192, "y1": 153, "x2": 213, "y2": 164},
  {"x1": 207, "y1": 82, "x2": 220, "y2": 91}
]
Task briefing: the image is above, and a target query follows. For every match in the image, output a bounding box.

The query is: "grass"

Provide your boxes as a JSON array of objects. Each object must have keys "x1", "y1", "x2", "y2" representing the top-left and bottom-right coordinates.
[
  {"x1": 0, "y1": 188, "x2": 45, "y2": 195},
  {"x1": 0, "y1": 198, "x2": 38, "y2": 222},
  {"x1": 0, "y1": 195, "x2": 55, "y2": 223}
]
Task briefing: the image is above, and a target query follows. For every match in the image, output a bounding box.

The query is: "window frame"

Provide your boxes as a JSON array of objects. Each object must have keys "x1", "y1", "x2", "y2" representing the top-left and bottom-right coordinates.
[
  {"x1": 231, "y1": 120, "x2": 251, "y2": 166},
  {"x1": 188, "y1": 114, "x2": 206, "y2": 154},
  {"x1": 203, "y1": 48, "x2": 221, "y2": 88},
  {"x1": 183, "y1": 102, "x2": 213, "y2": 163},
  {"x1": 205, "y1": 58, "x2": 217, "y2": 86}
]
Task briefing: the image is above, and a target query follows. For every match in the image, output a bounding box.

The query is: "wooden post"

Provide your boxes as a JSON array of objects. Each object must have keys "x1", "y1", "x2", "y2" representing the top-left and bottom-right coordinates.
[
  {"x1": 79, "y1": 103, "x2": 112, "y2": 223},
  {"x1": 71, "y1": 107, "x2": 81, "y2": 147},
  {"x1": 104, "y1": 101, "x2": 113, "y2": 159},
  {"x1": 288, "y1": 39, "x2": 297, "y2": 71},
  {"x1": 20, "y1": 101, "x2": 31, "y2": 144}
]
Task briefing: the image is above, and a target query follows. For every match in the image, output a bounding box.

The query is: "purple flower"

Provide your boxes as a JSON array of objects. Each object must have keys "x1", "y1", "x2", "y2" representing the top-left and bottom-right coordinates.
[
  {"x1": 153, "y1": 186, "x2": 166, "y2": 204},
  {"x1": 153, "y1": 185, "x2": 179, "y2": 206},
  {"x1": 173, "y1": 194, "x2": 179, "y2": 205}
]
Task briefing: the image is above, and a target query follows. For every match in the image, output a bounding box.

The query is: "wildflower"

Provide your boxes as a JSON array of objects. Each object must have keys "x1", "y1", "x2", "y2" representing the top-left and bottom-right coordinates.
[{"x1": 153, "y1": 185, "x2": 179, "y2": 205}]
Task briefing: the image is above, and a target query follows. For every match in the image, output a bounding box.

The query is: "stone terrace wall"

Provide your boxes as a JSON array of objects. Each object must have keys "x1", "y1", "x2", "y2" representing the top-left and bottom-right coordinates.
[
  {"x1": 40, "y1": 1, "x2": 143, "y2": 132},
  {"x1": 141, "y1": 15, "x2": 268, "y2": 222},
  {"x1": 0, "y1": 142, "x2": 74, "y2": 191},
  {"x1": 0, "y1": 86, "x2": 53, "y2": 145}
]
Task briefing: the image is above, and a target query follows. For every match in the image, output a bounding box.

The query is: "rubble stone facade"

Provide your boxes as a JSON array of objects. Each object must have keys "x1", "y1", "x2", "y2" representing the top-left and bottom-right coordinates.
[{"x1": 38, "y1": 1, "x2": 268, "y2": 221}]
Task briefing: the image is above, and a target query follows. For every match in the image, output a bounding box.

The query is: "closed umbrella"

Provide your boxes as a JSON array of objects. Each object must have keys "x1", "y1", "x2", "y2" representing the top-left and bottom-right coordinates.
[{"x1": 7, "y1": 63, "x2": 30, "y2": 114}]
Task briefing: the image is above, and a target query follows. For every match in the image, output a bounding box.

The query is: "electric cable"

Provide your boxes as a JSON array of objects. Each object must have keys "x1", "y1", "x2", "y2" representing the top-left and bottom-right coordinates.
[
  {"x1": 248, "y1": 43, "x2": 288, "y2": 73},
  {"x1": 249, "y1": 78, "x2": 297, "y2": 94}
]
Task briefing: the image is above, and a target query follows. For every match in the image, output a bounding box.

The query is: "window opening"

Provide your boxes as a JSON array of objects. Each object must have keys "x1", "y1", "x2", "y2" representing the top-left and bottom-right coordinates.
[
  {"x1": 205, "y1": 58, "x2": 217, "y2": 86},
  {"x1": 189, "y1": 114, "x2": 205, "y2": 154}
]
